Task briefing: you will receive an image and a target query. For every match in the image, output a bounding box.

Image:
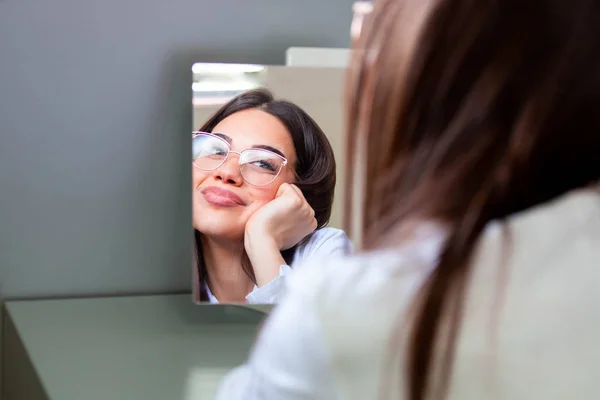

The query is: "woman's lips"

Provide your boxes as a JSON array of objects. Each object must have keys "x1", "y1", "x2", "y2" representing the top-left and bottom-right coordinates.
[{"x1": 201, "y1": 186, "x2": 245, "y2": 207}]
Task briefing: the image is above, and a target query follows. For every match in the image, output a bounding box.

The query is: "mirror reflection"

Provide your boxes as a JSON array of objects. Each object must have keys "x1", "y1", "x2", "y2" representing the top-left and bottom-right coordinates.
[{"x1": 192, "y1": 63, "x2": 352, "y2": 304}]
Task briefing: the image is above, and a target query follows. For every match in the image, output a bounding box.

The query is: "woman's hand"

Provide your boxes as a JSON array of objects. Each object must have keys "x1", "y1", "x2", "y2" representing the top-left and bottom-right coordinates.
[
  {"x1": 244, "y1": 183, "x2": 317, "y2": 287},
  {"x1": 245, "y1": 183, "x2": 317, "y2": 250}
]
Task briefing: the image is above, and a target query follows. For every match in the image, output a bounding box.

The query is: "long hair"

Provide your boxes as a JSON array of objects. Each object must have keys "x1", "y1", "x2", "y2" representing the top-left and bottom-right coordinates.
[
  {"x1": 194, "y1": 88, "x2": 336, "y2": 302},
  {"x1": 345, "y1": 0, "x2": 600, "y2": 398}
]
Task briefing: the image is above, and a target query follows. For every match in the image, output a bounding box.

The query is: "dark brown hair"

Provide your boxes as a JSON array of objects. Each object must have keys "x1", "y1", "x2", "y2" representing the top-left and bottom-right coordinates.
[
  {"x1": 195, "y1": 88, "x2": 336, "y2": 301},
  {"x1": 345, "y1": 0, "x2": 600, "y2": 398}
]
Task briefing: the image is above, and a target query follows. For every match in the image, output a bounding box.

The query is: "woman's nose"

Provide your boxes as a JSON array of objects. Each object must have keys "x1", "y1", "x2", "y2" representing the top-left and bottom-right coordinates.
[{"x1": 212, "y1": 156, "x2": 242, "y2": 185}]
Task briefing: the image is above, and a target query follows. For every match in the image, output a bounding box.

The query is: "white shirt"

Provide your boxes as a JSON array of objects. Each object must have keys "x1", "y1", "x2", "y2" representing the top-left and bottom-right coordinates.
[
  {"x1": 212, "y1": 186, "x2": 600, "y2": 399},
  {"x1": 205, "y1": 227, "x2": 352, "y2": 304}
]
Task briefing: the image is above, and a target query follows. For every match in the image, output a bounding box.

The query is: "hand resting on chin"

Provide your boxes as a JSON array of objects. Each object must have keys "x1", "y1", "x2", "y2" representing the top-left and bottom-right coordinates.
[{"x1": 244, "y1": 182, "x2": 318, "y2": 288}]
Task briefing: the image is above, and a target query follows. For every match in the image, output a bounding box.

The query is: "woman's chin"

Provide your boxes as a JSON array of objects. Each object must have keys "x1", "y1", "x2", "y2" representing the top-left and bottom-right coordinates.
[
  {"x1": 193, "y1": 204, "x2": 253, "y2": 242},
  {"x1": 194, "y1": 222, "x2": 245, "y2": 242}
]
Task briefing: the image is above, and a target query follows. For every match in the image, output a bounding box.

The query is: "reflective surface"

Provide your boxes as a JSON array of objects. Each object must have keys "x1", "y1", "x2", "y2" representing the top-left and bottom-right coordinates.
[
  {"x1": 4, "y1": 295, "x2": 267, "y2": 400},
  {"x1": 192, "y1": 62, "x2": 348, "y2": 304}
]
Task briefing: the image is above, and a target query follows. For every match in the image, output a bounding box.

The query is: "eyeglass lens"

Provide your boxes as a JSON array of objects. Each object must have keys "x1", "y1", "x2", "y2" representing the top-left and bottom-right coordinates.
[{"x1": 192, "y1": 134, "x2": 284, "y2": 186}]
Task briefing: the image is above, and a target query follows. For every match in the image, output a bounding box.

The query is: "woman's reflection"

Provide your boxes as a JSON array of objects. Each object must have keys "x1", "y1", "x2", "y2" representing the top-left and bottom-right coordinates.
[{"x1": 192, "y1": 88, "x2": 351, "y2": 304}]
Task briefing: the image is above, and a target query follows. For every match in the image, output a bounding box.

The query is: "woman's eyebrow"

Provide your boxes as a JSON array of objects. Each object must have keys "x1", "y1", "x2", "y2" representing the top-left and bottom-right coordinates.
[
  {"x1": 212, "y1": 132, "x2": 286, "y2": 158},
  {"x1": 252, "y1": 144, "x2": 286, "y2": 158},
  {"x1": 213, "y1": 133, "x2": 232, "y2": 143}
]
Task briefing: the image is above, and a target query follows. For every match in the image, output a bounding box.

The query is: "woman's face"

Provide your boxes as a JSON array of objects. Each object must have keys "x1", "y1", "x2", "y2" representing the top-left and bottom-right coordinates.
[{"x1": 192, "y1": 108, "x2": 298, "y2": 240}]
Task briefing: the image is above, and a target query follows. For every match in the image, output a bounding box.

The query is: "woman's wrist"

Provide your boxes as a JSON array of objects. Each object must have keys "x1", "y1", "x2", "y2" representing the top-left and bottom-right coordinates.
[{"x1": 244, "y1": 230, "x2": 286, "y2": 287}]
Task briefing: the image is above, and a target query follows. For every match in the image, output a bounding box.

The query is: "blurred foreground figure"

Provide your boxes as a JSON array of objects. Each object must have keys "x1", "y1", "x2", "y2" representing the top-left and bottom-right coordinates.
[{"x1": 212, "y1": 0, "x2": 600, "y2": 399}]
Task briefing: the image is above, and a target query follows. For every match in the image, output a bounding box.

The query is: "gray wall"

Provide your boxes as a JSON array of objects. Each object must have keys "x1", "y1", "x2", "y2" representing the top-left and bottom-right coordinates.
[
  {"x1": 0, "y1": 0, "x2": 353, "y2": 299},
  {"x1": 0, "y1": 0, "x2": 353, "y2": 390}
]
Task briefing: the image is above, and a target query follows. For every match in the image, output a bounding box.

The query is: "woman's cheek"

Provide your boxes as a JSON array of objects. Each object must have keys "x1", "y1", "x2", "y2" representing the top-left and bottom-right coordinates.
[
  {"x1": 192, "y1": 168, "x2": 208, "y2": 189},
  {"x1": 248, "y1": 185, "x2": 279, "y2": 202}
]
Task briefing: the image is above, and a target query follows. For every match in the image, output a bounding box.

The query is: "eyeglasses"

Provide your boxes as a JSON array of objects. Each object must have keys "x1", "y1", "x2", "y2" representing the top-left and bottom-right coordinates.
[{"x1": 192, "y1": 132, "x2": 288, "y2": 187}]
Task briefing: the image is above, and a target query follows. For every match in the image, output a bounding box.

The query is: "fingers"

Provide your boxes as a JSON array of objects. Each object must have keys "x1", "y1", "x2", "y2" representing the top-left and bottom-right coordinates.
[
  {"x1": 290, "y1": 185, "x2": 315, "y2": 218},
  {"x1": 288, "y1": 184, "x2": 311, "y2": 206},
  {"x1": 288, "y1": 183, "x2": 303, "y2": 197},
  {"x1": 277, "y1": 183, "x2": 317, "y2": 224},
  {"x1": 289, "y1": 185, "x2": 316, "y2": 220},
  {"x1": 277, "y1": 183, "x2": 303, "y2": 202},
  {"x1": 275, "y1": 182, "x2": 293, "y2": 197}
]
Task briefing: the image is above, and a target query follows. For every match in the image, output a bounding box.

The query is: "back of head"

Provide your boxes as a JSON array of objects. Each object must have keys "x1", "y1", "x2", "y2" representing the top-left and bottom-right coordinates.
[{"x1": 346, "y1": 0, "x2": 600, "y2": 398}]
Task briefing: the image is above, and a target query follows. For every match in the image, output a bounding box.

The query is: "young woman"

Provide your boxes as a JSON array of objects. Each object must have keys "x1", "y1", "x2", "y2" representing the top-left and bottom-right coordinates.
[
  {"x1": 213, "y1": 0, "x2": 600, "y2": 398},
  {"x1": 193, "y1": 88, "x2": 351, "y2": 304}
]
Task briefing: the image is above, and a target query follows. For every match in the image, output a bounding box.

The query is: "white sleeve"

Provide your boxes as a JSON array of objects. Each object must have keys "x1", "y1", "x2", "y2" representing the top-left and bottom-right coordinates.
[
  {"x1": 245, "y1": 264, "x2": 292, "y2": 304},
  {"x1": 245, "y1": 228, "x2": 352, "y2": 304},
  {"x1": 215, "y1": 266, "x2": 338, "y2": 400},
  {"x1": 299, "y1": 228, "x2": 353, "y2": 260}
]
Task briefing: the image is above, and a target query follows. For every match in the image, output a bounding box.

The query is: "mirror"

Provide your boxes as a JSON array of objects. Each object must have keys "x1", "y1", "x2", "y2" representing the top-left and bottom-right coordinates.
[{"x1": 192, "y1": 62, "x2": 351, "y2": 304}]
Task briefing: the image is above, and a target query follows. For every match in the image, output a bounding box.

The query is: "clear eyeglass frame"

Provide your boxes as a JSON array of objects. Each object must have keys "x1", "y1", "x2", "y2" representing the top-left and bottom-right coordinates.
[{"x1": 192, "y1": 131, "x2": 288, "y2": 187}]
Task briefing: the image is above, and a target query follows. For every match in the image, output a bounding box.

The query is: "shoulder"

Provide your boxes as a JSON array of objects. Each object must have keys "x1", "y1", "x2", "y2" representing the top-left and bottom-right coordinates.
[
  {"x1": 289, "y1": 223, "x2": 446, "y2": 300},
  {"x1": 288, "y1": 230, "x2": 443, "y2": 313},
  {"x1": 280, "y1": 248, "x2": 435, "y2": 390},
  {"x1": 242, "y1": 232, "x2": 444, "y2": 397},
  {"x1": 292, "y1": 227, "x2": 353, "y2": 264},
  {"x1": 306, "y1": 227, "x2": 351, "y2": 248}
]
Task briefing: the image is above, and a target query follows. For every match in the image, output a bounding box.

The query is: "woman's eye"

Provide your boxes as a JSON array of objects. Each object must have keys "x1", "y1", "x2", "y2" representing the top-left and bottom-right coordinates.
[
  {"x1": 252, "y1": 160, "x2": 277, "y2": 172},
  {"x1": 208, "y1": 146, "x2": 227, "y2": 156}
]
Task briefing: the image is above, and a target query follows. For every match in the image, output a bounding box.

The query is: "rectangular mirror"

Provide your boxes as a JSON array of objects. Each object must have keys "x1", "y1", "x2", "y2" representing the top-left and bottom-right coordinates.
[{"x1": 192, "y1": 62, "x2": 350, "y2": 304}]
